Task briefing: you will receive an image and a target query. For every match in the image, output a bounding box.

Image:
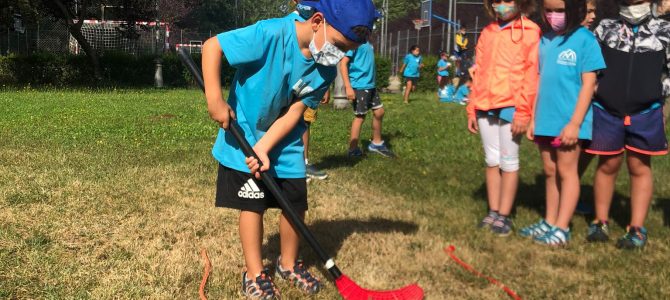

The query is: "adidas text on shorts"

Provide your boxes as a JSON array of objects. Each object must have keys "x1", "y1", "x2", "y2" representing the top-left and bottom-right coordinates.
[{"x1": 215, "y1": 164, "x2": 308, "y2": 213}]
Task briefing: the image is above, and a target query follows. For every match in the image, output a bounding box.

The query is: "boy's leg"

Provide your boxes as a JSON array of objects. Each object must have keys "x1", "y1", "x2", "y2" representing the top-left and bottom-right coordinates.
[
  {"x1": 593, "y1": 153, "x2": 624, "y2": 222},
  {"x1": 554, "y1": 144, "x2": 582, "y2": 230},
  {"x1": 349, "y1": 115, "x2": 366, "y2": 150},
  {"x1": 539, "y1": 145, "x2": 560, "y2": 225},
  {"x1": 497, "y1": 120, "x2": 520, "y2": 217},
  {"x1": 371, "y1": 107, "x2": 385, "y2": 145},
  {"x1": 240, "y1": 210, "x2": 265, "y2": 277},
  {"x1": 626, "y1": 152, "x2": 653, "y2": 227},
  {"x1": 279, "y1": 210, "x2": 305, "y2": 270}
]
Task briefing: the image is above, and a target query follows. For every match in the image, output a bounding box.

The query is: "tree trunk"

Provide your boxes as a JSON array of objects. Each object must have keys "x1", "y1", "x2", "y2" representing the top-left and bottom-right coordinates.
[
  {"x1": 50, "y1": 0, "x2": 103, "y2": 81},
  {"x1": 69, "y1": 26, "x2": 102, "y2": 80}
]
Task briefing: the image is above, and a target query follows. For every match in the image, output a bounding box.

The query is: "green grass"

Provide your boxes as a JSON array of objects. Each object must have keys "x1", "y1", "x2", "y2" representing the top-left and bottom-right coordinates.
[{"x1": 1, "y1": 88, "x2": 669, "y2": 299}]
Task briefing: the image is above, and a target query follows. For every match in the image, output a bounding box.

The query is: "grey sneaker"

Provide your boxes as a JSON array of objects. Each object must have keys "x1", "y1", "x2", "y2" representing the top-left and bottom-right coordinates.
[
  {"x1": 478, "y1": 211, "x2": 498, "y2": 229},
  {"x1": 367, "y1": 141, "x2": 395, "y2": 158},
  {"x1": 275, "y1": 257, "x2": 321, "y2": 295},
  {"x1": 242, "y1": 269, "x2": 280, "y2": 300},
  {"x1": 491, "y1": 216, "x2": 513, "y2": 237},
  {"x1": 306, "y1": 164, "x2": 327, "y2": 180}
]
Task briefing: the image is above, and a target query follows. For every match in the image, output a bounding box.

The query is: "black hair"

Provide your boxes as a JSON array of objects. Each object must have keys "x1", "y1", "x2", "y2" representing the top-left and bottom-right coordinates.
[
  {"x1": 457, "y1": 75, "x2": 472, "y2": 89},
  {"x1": 351, "y1": 26, "x2": 371, "y2": 43},
  {"x1": 541, "y1": 0, "x2": 587, "y2": 34},
  {"x1": 440, "y1": 51, "x2": 448, "y2": 56},
  {"x1": 409, "y1": 45, "x2": 420, "y2": 52}
]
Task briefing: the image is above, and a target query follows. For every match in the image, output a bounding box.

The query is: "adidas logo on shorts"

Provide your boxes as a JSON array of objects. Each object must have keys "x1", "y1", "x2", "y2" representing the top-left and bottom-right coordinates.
[{"x1": 238, "y1": 179, "x2": 265, "y2": 199}]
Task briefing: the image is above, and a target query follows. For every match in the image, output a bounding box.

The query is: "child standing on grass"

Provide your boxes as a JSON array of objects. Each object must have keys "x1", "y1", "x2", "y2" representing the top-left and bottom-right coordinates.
[
  {"x1": 520, "y1": 0, "x2": 605, "y2": 246},
  {"x1": 584, "y1": 0, "x2": 669, "y2": 249},
  {"x1": 399, "y1": 45, "x2": 423, "y2": 104},
  {"x1": 341, "y1": 42, "x2": 396, "y2": 158},
  {"x1": 437, "y1": 51, "x2": 452, "y2": 99},
  {"x1": 201, "y1": 0, "x2": 377, "y2": 298},
  {"x1": 467, "y1": 0, "x2": 541, "y2": 236}
]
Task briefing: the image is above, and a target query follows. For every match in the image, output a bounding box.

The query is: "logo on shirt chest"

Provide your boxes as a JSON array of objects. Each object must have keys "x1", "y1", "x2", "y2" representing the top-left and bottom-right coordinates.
[
  {"x1": 557, "y1": 49, "x2": 577, "y2": 66},
  {"x1": 292, "y1": 79, "x2": 315, "y2": 98}
]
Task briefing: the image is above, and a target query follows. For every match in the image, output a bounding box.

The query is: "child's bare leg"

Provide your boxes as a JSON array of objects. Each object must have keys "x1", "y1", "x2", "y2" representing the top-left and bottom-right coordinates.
[
  {"x1": 403, "y1": 81, "x2": 412, "y2": 103},
  {"x1": 279, "y1": 210, "x2": 305, "y2": 269},
  {"x1": 627, "y1": 152, "x2": 653, "y2": 227},
  {"x1": 371, "y1": 108, "x2": 385, "y2": 145},
  {"x1": 303, "y1": 124, "x2": 311, "y2": 162},
  {"x1": 593, "y1": 154, "x2": 624, "y2": 222},
  {"x1": 486, "y1": 167, "x2": 502, "y2": 212},
  {"x1": 240, "y1": 211, "x2": 264, "y2": 277},
  {"x1": 349, "y1": 115, "x2": 365, "y2": 150},
  {"x1": 554, "y1": 144, "x2": 582, "y2": 229},
  {"x1": 540, "y1": 146, "x2": 559, "y2": 225},
  {"x1": 498, "y1": 123, "x2": 520, "y2": 216}
]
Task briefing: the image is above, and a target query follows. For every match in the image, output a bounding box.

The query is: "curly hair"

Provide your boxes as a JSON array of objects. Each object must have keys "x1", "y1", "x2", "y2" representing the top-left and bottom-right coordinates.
[{"x1": 483, "y1": 0, "x2": 537, "y2": 19}]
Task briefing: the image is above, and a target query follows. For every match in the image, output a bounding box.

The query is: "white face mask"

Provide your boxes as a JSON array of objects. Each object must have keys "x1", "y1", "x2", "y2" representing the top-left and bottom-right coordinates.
[
  {"x1": 309, "y1": 21, "x2": 346, "y2": 67},
  {"x1": 620, "y1": 3, "x2": 652, "y2": 25}
]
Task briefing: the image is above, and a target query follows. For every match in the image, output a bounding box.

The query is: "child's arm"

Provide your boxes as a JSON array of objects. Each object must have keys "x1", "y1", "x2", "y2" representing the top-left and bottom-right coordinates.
[
  {"x1": 513, "y1": 34, "x2": 540, "y2": 136},
  {"x1": 559, "y1": 72, "x2": 597, "y2": 146},
  {"x1": 399, "y1": 63, "x2": 406, "y2": 75},
  {"x1": 340, "y1": 56, "x2": 355, "y2": 101},
  {"x1": 202, "y1": 37, "x2": 236, "y2": 129},
  {"x1": 245, "y1": 100, "x2": 308, "y2": 178}
]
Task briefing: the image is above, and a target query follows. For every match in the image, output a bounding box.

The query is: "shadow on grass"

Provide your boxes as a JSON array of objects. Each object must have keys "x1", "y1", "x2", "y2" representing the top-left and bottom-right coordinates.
[
  {"x1": 653, "y1": 198, "x2": 670, "y2": 227},
  {"x1": 471, "y1": 173, "x2": 635, "y2": 229},
  {"x1": 262, "y1": 218, "x2": 419, "y2": 268},
  {"x1": 314, "y1": 130, "x2": 406, "y2": 170}
]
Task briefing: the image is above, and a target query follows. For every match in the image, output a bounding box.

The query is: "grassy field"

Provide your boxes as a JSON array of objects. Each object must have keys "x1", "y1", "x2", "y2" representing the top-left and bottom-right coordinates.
[{"x1": 1, "y1": 88, "x2": 669, "y2": 299}]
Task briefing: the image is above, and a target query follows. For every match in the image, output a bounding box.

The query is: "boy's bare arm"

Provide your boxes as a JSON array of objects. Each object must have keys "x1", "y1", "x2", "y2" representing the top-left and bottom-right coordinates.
[
  {"x1": 339, "y1": 57, "x2": 355, "y2": 100},
  {"x1": 246, "y1": 100, "x2": 308, "y2": 178},
  {"x1": 202, "y1": 37, "x2": 236, "y2": 129}
]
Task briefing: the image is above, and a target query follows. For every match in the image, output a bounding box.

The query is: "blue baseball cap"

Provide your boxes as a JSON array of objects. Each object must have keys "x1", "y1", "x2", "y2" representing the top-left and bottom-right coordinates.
[{"x1": 300, "y1": 0, "x2": 380, "y2": 44}]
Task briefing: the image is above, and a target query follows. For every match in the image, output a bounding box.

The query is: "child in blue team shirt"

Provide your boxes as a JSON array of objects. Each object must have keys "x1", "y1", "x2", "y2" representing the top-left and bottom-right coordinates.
[
  {"x1": 453, "y1": 76, "x2": 472, "y2": 105},
  {"x1": 520, "y1": 0, "x2": 605, "y2": 246},
  {"x1": 400, "y1": 45, "x2": 424, "y2": 104},
  {"x1": 436, "y1": 51, "x2": 451, "y2": 99},
  {"x1": 201, "y1": 0, "x2": 377, "y2": 298}
]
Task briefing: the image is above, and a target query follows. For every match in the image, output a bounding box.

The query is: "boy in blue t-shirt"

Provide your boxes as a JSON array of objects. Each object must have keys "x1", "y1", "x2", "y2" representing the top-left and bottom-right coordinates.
[
  {"x1": 341, "y1": 42, "x2": 395, "y2": 158},
  {"x1": 201, "y1": 0, "x2": 377, "y2": 298}
]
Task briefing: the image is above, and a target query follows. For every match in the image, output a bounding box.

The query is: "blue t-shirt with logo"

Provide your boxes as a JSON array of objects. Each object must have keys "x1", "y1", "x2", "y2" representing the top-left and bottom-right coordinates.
[
  {"x1": 535, "y1": 27, "x2": 605, "y2": 140},
  {"x1": 403, "y1": 54, "x2": 422, "y2": 78},
  {"x1": 437, "y1": 59, "x2": 450, "y2": 77},
  {"x1": 345, "y1": 42, "x2": 376, "y2": 90},
  {"x1": 215, "y1": 17, "x2": 337, "y2": 178}
]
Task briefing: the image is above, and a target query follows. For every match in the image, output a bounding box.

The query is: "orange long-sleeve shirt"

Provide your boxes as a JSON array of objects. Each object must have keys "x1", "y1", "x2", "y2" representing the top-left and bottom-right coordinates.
[{"x1": 467, "y1": 17, "x2": 541, "y2": 125}]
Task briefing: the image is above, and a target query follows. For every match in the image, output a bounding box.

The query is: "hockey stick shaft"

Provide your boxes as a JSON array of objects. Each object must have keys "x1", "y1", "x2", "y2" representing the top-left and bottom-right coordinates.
[{"x1": 178, "y1": 48, "x2": 342, "y2": 279}]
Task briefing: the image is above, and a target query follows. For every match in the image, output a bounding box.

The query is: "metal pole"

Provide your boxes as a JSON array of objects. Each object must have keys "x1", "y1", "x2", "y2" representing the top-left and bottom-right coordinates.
[
  {"x1": 396, "y1": 30, "x2": 400, "y2": 75},
  {"x1": 441, "y1": 23, "x2": 445, "y2": 52},
  {"x1": 428, "y1": 23, "x2": 432, "y2": 54},
  {"x1": 416, "y1": 27, "x2": 419, "y2": 45},
  {"x1": 154, "y1": 0, "x2": 163, "y2": 88},
  {"x1": 388, "y1": 32, "x2": 392, "y2": 58},
  {"x1": 475, "y1": 16, "x2": 480, "y2": 44},
  {"x1": 405, "y1": 29, "x2": 409, "y2": 53},
  {"x1": 447, "y1": 0, "x2": 453, "y2": 54}
]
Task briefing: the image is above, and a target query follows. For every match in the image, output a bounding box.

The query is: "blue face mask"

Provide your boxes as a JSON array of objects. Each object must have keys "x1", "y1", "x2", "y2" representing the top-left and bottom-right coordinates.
[{"x1": 493, "y1": 4, "x2": 519, "y2": 21}]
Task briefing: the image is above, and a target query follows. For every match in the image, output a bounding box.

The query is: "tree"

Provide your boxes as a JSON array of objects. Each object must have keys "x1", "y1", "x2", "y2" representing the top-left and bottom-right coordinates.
[{"x1": 38, "y1": 0, "x2": 105, "y2": 80}]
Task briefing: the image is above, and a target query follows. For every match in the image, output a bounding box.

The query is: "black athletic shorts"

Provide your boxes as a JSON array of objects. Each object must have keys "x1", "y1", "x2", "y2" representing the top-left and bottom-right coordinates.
[
  {"x1": 352, "y1": 88, "x2": 383, "y2": 116},
  {"x1": 215, "y1": 164, "x2": 308, "y2": 213}
]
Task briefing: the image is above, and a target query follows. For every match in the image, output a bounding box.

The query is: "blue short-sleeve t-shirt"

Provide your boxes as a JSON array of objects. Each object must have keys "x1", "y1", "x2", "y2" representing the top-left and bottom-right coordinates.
[
  {"x1": 534, "y1": 27, "x2": 606, "y2": 140},
  {"x1": 214, "y1": 17, "x2": 337, "y2": 178},
  {"x1": 345, "y1": 42, "x2": 376, "y2": 90},
  {"x1": 437, "y1": 59, "x2": 450, "y2": 77},
  {"x1": 403, "y1": 54, "x2": 422, "y2": 78},
  {"x1": 454, "y1": 85, "x2": 470, "y2": 102}
]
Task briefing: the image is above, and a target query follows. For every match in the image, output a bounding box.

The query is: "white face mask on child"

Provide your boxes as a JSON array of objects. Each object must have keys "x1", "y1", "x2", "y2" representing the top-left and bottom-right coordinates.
[
  {"x1": 620, "y1": 3, "x2": 652, "y2": 25},
  {"x1": 309, "y1": 21, "x2": 346, "y2": 67}
]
